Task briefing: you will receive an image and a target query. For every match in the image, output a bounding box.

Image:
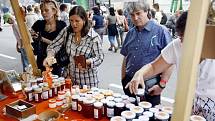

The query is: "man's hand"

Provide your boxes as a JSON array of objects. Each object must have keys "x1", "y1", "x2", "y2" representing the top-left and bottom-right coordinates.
[
  {"x1": 125, "y1": 70, "x2": 145, "y2": 94},
  {"x1": 148, "y1": 85, "x2": 163, "y2": 96}
]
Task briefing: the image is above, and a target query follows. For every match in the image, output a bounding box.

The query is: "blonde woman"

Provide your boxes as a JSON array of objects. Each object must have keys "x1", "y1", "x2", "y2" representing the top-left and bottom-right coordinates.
[{"x1": 31, "y1": 0, "x2": 66, "y2": 76}]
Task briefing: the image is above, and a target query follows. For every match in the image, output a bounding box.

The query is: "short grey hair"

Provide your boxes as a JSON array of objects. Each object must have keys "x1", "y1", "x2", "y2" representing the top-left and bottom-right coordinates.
[{"x1": 126, "y1": 0, "x2": 150, "y2": 13}]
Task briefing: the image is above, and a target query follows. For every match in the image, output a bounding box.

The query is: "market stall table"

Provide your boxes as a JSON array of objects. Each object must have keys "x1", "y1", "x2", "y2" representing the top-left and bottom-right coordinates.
[{"x1": 0, "y1": 93, "x2": 109, "y2": 121}]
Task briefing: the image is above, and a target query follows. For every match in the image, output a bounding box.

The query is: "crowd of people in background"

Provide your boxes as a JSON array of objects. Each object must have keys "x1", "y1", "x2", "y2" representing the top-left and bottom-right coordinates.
[{"x1": 1, "y1": 0, "x2": 215, "y2": 120}]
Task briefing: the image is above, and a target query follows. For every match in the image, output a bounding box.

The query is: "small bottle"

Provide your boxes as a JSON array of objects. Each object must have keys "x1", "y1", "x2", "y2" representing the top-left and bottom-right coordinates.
[
  {"x1": 59, "y1": 77, "x2": 65, "y2": 90},
  {"x1": 24, "y1": 87, "x2": 33, "y2": 102},
  {"x1": 49, "y1": 86, "x2": 53, "y2": 98},
  {"x1": 93, "y1": 102, "x2": 103, "y2": 120},
  {"x1": 106, "y1": 101, "x2": 115, "y2": 118},
  {"x1": 58, "y1": 90, "x2": 65, "y2": 100}
]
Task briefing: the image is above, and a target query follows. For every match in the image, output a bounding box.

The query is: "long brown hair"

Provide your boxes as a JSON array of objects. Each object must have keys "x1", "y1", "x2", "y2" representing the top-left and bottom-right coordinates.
[{"x1": 69, "y1": 6, "x2": 91, "y2": 37}]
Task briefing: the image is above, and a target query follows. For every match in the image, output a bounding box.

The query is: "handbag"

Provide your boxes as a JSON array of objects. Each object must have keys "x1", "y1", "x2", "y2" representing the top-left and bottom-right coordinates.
[
  {"x1": 31, "y1": 32, "x2": 45, "y2": 56},
  {"x1": 55, "y1": 28, "x2": 71, "y2": 67}
]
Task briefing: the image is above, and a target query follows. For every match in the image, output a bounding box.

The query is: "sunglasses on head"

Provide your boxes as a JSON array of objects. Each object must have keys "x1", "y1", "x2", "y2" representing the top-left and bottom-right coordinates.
[{"x1": 41, "y1": 0, "x2": 58, "y2": 8}]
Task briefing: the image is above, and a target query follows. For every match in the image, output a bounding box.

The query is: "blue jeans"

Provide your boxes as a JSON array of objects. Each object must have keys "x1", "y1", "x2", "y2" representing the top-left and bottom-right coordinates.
[
  {"x1": 108, "y1": 35, "x2": 116, "y2": 46},
  {"x1": 19, "y1": 48, "x2": 29, "y2": 72}
]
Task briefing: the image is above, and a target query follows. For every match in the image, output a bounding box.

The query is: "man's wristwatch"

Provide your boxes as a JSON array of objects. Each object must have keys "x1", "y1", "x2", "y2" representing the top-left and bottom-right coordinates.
[{"x1": 158, "y1": 80, "x2": 167, "y2": 89}]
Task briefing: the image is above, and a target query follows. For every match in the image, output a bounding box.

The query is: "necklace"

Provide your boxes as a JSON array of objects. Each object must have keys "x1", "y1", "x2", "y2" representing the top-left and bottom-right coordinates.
[{"x1": 45, "y1": 23, "x2": 56, "y2": 33}]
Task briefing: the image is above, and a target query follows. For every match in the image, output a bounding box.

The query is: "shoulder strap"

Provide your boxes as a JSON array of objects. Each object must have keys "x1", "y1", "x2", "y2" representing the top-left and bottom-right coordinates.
[{"x1": 63, "y1": 27, "x2": 71, "y2": 47}]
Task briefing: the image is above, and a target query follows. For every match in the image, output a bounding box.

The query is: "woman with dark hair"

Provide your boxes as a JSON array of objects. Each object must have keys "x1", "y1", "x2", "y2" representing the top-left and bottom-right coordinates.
[
  {"x1": 44, "y1": 6, "x2": 104, "y2": 88},
  {"x1": 107, "y1": 7, "x2": 118, "y2": 52},
  {"x1": 92, "y1": 6, "x2": 105, "y2": 43},
  {"x1": 31, "y1": 0, "x2": 67, "y2": 76}
]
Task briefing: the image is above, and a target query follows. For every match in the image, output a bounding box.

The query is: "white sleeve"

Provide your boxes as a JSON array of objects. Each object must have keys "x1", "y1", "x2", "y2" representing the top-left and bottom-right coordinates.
[{"x1": 161, "y1": 40, "x2": 177, "y2": 64}]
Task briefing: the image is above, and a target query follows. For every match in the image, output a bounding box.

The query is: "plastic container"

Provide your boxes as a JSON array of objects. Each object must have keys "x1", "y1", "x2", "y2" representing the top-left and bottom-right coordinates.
[{"x1": 93, "y1": 102, "x2": 103, "y2": 120}]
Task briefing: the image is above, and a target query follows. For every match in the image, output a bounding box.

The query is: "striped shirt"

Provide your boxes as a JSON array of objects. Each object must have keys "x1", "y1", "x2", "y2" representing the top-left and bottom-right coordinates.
[{"x1": 47, "y1": 27, "x2": 104, "y2": 87}]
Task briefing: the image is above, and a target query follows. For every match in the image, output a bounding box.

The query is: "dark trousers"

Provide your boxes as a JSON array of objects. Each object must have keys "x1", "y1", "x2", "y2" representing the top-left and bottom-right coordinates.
[{"x1": 121, "y1": 75, "x2": 161, "y2": 107}]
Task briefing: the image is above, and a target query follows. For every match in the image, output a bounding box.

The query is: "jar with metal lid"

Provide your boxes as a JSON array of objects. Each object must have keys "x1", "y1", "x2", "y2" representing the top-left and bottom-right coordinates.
[
  {"x1": 34, "y1": 87, "x2": 42, "y2": 103},
  {"x1": 128, "y1": 97, "x2": 136, "y2": 104},
  {"x1": 190, "y1": 115, "x2": 206, "y2": 121},
  {"x1": 77, "y1": 97, "x2": 85, "y2": 113},
  {"x1": 71, "y1": 95, "x2": 80, "y2": 111},
  {"x1": 121, "y1": 111, "x2": 136, "y2": 121},
  {"x1": 56, "y1": 82, "x2": 61, "y2": 93},
  {"x1": 126, "y1": 103, "x2": 135, "y2": 110},
  {"x1": 59, "y1": 77, "x2": 65, "y2": 91},
  {"x1": 106, "y1": 96, "x2": 115, "y2": 101},
  {"x1": 93, "y1": 102, "x2": 103, "y2": 120},
  {"x1": 37, "y1": 78, "x2": 43, "y2": 85},
  {"x1": 65, "y1": 78, "x2": 71, "y2": 90},
  {"x1": 58, "y1": 90, "x2": 65, "y2": 100},
  {"x1": 114, "y1": 102, "x2": 125, "y2": 116},
  {"x1": 138, "y1": 101, "x2": 152, "y2": 111},
  {"x1": 136, "y1": 88, "x2": 145, "y2": 103},
  {"x1": 30, "y1": 79, "x2": 37, "y2": 87},
  {"x1": 52, "y1": 83, "x2": 58, "y2": 96},
  {"x1": 42, "y1": 86, "x2": 49, "y2": 100},
  {"x1": 113, "y1": 93, "x2": 121, "y2": 98},
  {"x1": 162, "y1": 106, "x2": 173, "y2": 121},
  {"x1": 110, "y1": 116, "x2": 126, "y2": 121},
  {"x1": 130, "y1": 106, "x2": 144, "y2": 117},
  {"x1": 49, "y1": 99, "x2": 56, "y2": 108},
  {"x1": 114, "y1": 98, "x2": 123, "y2": 103},
  {"x1": 56, "y1": 97, "x2": 63, "y2": 106},
  {"x1": 121, "y1": 95, "x2": 129, "y2": 100},
  {"x1": 106, "y1": 101, "x2": 115, "y2": 118},
  {"x1": 143, "y1": 111, "x2": 153, "y2": 121},
  {"x1": 24, "y1": 87, "x2": 33, "y2": 102},
  {"x1": 83, "y1": 98, "x2": 96, "y2": 118},
  {"x1": 100, "y1": 98, "x2": 108, "y2": 117},
  {"x1": 154, "y1": 111, "x2": 169, "y2": 121},
  {"x1": 139, "y1": 115, "x2": 150, "y2": 121}
]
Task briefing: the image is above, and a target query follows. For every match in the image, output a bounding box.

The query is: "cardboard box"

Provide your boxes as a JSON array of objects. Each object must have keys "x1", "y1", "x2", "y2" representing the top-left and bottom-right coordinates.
[{"x1": 6, "y1": 99, "x2": 36, "y2": 119}]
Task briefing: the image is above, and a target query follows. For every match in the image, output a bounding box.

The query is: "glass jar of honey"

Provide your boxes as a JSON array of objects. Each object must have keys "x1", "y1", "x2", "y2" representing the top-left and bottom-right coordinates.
[
  {"x1": 83, "y1": 98, "x2": 95, "y2": 118},
  {"x1": 24, "y1": 87, "x2": 33, "y2": 102},
  {"x1": 93, "y1": 102, "x2": 103, "y2": 120},
  {"x1": 34, "y1": 87, "x2": 42, "y2": 103}
]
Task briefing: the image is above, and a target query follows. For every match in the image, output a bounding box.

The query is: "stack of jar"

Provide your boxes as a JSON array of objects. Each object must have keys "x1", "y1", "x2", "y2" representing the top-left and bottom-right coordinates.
[{"x1": 24, "y1": 76, "x2": 71, "y2": 104}]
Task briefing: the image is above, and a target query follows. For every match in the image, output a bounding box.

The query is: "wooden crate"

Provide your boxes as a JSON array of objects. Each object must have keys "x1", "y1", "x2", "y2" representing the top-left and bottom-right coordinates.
[{"x1": 6, "y1": 99, "x2": 36, "y2": 119}]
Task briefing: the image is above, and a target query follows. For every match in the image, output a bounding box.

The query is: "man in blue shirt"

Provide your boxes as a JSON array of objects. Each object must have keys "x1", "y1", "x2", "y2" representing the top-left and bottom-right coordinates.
[{"x1": 120, "y1": 0, "x2": 172, "y2": 106}]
